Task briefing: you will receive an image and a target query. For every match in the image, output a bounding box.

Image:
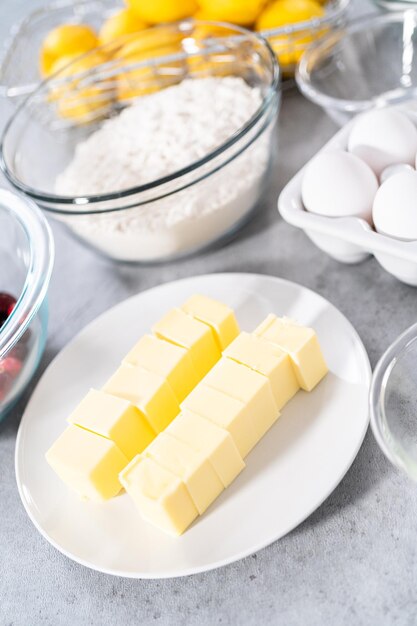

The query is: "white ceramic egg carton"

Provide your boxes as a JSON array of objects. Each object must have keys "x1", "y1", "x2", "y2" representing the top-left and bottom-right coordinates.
[{"x1": 278, "y1": 107, "x2": 417, "y2": 286}]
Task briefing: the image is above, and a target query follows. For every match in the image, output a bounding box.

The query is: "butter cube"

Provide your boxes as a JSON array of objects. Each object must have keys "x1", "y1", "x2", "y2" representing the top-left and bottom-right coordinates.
[
  {"x1": 167, "y1": 411, "x2": 245, "y2": 487},
  {"x1": 153, "y1": 308, "x2": 220, "y2": 379},
  {"x1": 181, "y1": 384, "x2": 257, "y2": 458},
  {"x1": 146, "y1": 432, "x2": 224, "y2": 514},
  {"x1": 254, "y1": 315, "x2": 328, "y2": 391},
  {"x1": 103, "y1": 364, "x2": 179, "y2": 434},
  {"x1": 123, "y1": 334, "x2": 198, "y2": 403},
  {"x1": 67, "y1": 389, "x2": 155, "y2": 461},
  {"x1": 119, "y1": 455, "x2": 198, "y2": 536},
  {"x1": 224, "y1": 332, "x2": 299, "y2": 409},
  {"x1": 46, "y1": 425, "x2": 128, "y2": 501},
  {"x1": 181, "y1": 294, "x2": 240, "y2": 351},
  {"x1": 203, "y1": 357, "x2": 279, "y2": 447}
]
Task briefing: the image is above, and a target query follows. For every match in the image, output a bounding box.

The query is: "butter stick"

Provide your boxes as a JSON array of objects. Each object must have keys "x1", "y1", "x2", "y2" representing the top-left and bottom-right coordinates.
[{"x1": 254, "y1": 315, "x2": 328, "y2": 391}]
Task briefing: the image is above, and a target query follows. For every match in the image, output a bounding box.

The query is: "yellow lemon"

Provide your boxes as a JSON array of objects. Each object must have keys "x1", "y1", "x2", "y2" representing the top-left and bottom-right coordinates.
[
  {"x1": 49, "y1": 51, "x2": 113, "y2": 123},
  {"x1": 126, "y1": 0, "x2": 198, "y2": 24},
  {"x1": 256, "y1": 0, "x2": 325, "y2": 72},
  {"x1": 196, "y1": 0, "x2": 265, "y2": 26},
  {"x1": 256, "y1": 0, "x2": 324, "y2": 30},
  {"x1": 189, "y1": 22, "x2": 237, "y2": 39},
  {"x1": 114, "y1": 28, "x2": 184, "y2": 59},
  {"x1": 98, "y1": 8, "x2": 147, "y2": 46},
  {"x1": 49, "y1": 54, "x2": 81, "y2": 75},
  {"x1": 115, "y1": 41, "x2": 185, "y2": 102},
  {"x1": 186, "y1": 23, "x2": 242, "y2": 78},
  {"x1": 40, "y1": 23, "x2": 98, "y2": 77},
  {"x1": 192, "y1": 9, "x2": 215, "y2": 20}
]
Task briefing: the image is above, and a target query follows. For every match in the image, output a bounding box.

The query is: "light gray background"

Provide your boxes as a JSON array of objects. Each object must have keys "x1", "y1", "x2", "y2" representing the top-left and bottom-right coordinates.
[{"x1": 2, "y1": 2, "x2": 417, "y2": 625}]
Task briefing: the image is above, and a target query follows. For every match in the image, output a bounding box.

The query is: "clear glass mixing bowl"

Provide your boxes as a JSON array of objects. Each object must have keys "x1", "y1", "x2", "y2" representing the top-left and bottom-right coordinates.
[
  {"x1": 296, "y1": 10, "x2": 417, "y2": 125},
  {"x1": 0, "y1": 189, "x2": 54, "y2": 420},
  {"x1": 0, "y1": 0, "x2": 349, "y2": 99},
  {"x1": 370, "y1": 323, "x2": 417, "y2": 481},
  {"x1": 0, "y1": 20, "x2": 280, "y2": 263}
]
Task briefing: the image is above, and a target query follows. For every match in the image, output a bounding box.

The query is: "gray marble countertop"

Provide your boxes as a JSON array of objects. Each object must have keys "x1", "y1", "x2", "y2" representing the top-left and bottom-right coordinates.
[{"x1": 2, "y1": 2, "x2": 417, "y2": 625}]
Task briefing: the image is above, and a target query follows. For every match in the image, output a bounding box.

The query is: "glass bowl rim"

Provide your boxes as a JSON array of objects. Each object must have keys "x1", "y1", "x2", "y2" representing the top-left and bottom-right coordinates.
[
  {"x1": 369, "y1": 320, "x2": 417, "y2": 476},
  {"x1": 296, "y1": 10, "x2": 417, "y2": 115},
  {"x1": 0, "y1": 19, "x2": 280, "y2": 214},
  {"x1": 0, "y1": 189, "x2": 54, "y2": 358}
]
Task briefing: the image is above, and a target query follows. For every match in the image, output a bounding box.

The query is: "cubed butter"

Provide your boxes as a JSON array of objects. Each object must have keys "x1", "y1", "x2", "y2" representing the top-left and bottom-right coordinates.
[
  {"x1": 67, "y1": 388, "x2": 155, "y2": 461},
  {"x1": 46, "y1": 425, "x2": 128, "y2": 501},
  {"x1": 119, "y1": 455, "x2": 198, "y2": 536},
  {"x1": 203, "y1": 357, "x2": 279, "y2": 447},
  {"x1": 167, "y1": 411, "x2": 245, "y2": 487},
  {"x1": 224, "y1": 331, "x2": 299, "y2": 409},
  {"x1": 146, "y1": 432, "x2": 224, "y2": 514},
  {"x1": 103, "y1": 364, "x2": 179, "y2": 433},
  {"x1": 123, "y1": 334, "x2": 198, "y2": 403},
  {"x1": 181, "y1": 384, "x2": 257, "y2": 458},
  {"x1": 181, "y1": 294, "x2": 240, "y2": 351},
  {"x1": 152, "y1": 308, "x2": 220, "y2": 379},
  {"x1": 254, "y1": 315, "x2": 328, "y2": 391}
]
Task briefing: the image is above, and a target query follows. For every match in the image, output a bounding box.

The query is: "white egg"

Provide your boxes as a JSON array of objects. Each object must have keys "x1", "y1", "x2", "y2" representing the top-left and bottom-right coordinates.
[
  {"x1": 380, "y1": 163, "x2": 414, "y2": 184},
  {"x1": 301, "y1": 149, "x2": 378, "y2": 222},
  {"x1": 348, "y1": 108, "x2": 417, "y2": 178},
  {"x1": 373, "y1": 170, "x2": 417, "y2": 240}
]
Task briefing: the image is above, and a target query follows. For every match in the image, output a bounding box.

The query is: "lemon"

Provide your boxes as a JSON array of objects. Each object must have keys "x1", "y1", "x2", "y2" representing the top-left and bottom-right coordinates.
[
  {"x1": 196, "y1": 0, "x2": 265, "y2": 26},
  {"x1": 186, "y1": 23, "x2": 242, "y2": 78},
  {"x1": 114, "y1": 28, "x2": 184, "y2": 59},
  {"x1": 40, "y1": 23, "x2": 98, "y2": 77},
  {"x1": 256, "y1": 0, "x2": 324, "y2": 30},
  {"x1": 98, "y1": 8, "x2": 147, "y2": 46},
  {"x1": 189, "y1": 22, "x2": 237, "y2": 38},
  {"x1": 256, "y1": 0, "x2": 325, "y2": 72},
  {"x1": 192, "y1": 9, "x2": 216, "y2": 20},
  {"x1": 126, "y1": 0, "x2": 198, "y2": 24},
  {"x1": 49, "y1": 52, "x2": 112, "y2": 123},
  {"x1": 49, "y1": 54, "x2": 81, "y2": 75},
  {"x1": 115, "y1": 35, "x2": 185, "y2": 101}
]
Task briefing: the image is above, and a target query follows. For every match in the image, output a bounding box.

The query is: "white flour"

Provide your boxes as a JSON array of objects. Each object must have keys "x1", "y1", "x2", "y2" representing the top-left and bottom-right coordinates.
[{"x1": 56, "y1": 77, "x2": 272, "y2": 261}]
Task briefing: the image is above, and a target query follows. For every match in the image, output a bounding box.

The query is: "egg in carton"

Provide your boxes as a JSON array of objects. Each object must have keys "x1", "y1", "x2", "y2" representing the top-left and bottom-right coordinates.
[{"x1": 279, "y1": 106, "x2": 417, "y2": 286}]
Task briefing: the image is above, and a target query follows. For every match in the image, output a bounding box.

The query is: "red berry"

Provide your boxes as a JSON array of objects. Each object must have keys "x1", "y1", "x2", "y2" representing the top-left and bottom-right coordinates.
[
  {"x1": 0, "y1": 372, "x2": 13, "y2": 402},
  {"x1": 19, "y1": 328, "x2": 32, "y2": 346},
  {"x1": 9, "y1": 343, "x2": 27, "y2": 361},
  {"x1": 0, "y1": 292, "x2": 17, "y2": 329},
  {"x1": 0, "y1": 356, "x2": 22, "y2": 377}
]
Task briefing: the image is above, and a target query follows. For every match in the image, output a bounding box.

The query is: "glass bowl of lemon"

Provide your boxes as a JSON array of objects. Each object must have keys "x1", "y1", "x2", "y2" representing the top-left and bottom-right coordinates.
[
  {"x1": 1, "y1": 19, "x2": 281, "y2": 263},
  {"x1": 0, "y1": 0, "x2": 350, "y2": 100}
]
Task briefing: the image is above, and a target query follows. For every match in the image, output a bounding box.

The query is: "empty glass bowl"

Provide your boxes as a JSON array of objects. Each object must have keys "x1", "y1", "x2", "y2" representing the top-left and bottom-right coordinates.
[
  {"x1": 296, "y1": 11, "x2": 417, "y2": 125},
  {"x1": 0, "y1": 189, "x2": 54, "y2": 420},
  {"x1": 374, "y1": 1, "x2": 417, "y2": 8},
  {"x1": 370, "y1": 322, "x2": 417, "y2": 481},
  {"x1": 0, "y1": 21, "x2": 280, "y2": 263}
]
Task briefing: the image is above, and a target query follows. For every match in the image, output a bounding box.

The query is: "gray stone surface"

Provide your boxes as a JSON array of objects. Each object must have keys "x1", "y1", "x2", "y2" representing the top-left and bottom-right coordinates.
[{"x1": 2, "y1": 2, "x2": 417, "y2": 625}]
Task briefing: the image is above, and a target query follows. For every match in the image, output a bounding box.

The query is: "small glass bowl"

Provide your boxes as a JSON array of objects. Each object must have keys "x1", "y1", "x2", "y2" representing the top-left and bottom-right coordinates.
[
  {"x1": 0, "y1": 21, "x2": 280, "y2": 263},
  {"x1": 370, "y1": 323, "x2": 417, "y2": 481},
  {"x1": 296, "y1": 11, "x2": 417, "y2": 126},
  {"x1": 0, "y1": 189, "x2": 54, "y2": 420}
]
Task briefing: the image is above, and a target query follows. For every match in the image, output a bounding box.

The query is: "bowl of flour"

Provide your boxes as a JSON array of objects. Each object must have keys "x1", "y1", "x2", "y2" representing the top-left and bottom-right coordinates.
[{"x1": 1, "y1": 21, "x2": 280, "y2": 262}]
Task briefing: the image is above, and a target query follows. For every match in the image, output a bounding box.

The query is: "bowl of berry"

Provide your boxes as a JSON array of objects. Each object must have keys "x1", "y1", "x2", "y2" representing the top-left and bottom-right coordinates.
[{"x1": 0, "y1": 189, "x2": 54, "y2": 419}]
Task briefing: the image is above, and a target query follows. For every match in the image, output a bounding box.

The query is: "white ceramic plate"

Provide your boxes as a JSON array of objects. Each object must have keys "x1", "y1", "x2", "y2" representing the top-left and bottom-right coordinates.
[{"x1": 15, "y1": 273, "x2": 371, "y2": 579}]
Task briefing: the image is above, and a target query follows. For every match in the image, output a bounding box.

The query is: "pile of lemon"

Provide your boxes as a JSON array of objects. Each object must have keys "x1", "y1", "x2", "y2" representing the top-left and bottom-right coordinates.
[{"x1": 40, "y1": 0, "x2": 327, "y2": 120}]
